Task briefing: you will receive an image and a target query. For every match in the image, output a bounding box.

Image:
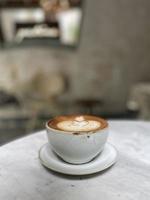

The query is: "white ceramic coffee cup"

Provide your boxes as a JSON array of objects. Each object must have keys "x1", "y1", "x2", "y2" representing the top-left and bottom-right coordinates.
[{"x1": 46, "y1": 116, "x2": 109, "y2": 164}]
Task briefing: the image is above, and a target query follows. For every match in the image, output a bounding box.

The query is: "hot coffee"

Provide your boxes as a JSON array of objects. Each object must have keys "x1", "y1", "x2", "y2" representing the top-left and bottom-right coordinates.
[
  {"x1": 48, "y1": 115, "x2": 108, "y2": 133},
  {"x1": 46, "y1": 115, "x2": 109, "y2": 164}
]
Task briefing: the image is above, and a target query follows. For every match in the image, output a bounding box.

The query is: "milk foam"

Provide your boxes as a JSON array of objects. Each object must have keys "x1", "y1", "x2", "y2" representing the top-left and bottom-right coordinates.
[{"x1": 57, "y1": 116, "x2": 101, "y2": 132}]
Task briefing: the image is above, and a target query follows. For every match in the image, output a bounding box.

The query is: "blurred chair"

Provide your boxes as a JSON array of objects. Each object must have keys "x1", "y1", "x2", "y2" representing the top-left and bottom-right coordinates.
[{"x1": 127, "y1": 83, "x2": 150, "y2": 120}]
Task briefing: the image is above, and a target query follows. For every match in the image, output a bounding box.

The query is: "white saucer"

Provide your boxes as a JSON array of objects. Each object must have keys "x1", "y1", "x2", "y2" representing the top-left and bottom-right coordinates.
[{"x1": 39, "y1": 143, "x2": 117, "y2": 175}]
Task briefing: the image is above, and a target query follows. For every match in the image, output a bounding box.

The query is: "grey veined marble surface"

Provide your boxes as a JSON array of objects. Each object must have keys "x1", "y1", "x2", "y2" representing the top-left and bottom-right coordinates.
[{"x1": 0, "y1": 120, "x2": 150, "y2": 200}]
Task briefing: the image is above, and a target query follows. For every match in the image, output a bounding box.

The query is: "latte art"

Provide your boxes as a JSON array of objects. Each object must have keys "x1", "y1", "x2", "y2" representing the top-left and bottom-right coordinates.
[
  {"x1": 48, "y1": 115, "x2": 107, "y2": 133},
  {"x1": 57, "y1": 116, "x2": 101, "y2": 132}
]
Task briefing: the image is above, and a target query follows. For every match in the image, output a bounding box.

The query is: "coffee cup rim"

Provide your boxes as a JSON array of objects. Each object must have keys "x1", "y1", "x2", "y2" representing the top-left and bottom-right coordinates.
[{"x1": 46, "y1": 115, "x2": 108, "y2": 135}]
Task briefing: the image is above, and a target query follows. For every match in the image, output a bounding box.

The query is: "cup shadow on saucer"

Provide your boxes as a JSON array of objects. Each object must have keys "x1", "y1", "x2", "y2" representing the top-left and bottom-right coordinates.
[{"x1": 41, "y1": 161, "x2": 116, "y2": 180}]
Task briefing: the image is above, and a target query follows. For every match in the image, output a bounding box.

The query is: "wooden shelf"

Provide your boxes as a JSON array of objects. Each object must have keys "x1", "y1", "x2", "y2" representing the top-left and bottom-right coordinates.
[
  {"x1": 2, "y1": 38, "x2": 77, "y2": 50},
  {"x1": 0, "y1": 0, "x2": 39, "y2": 8}
]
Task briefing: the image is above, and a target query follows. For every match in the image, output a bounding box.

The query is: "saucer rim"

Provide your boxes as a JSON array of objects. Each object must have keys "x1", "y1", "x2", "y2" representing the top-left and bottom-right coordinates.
[{"x1": 39, "y1": 143, "x2": 117, "y2": 175}]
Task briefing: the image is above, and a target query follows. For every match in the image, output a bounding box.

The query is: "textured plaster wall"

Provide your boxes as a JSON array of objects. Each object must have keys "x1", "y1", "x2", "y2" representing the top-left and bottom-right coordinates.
[{"x1": 0, "y1": 0, "x2": 150, "y2": 113}]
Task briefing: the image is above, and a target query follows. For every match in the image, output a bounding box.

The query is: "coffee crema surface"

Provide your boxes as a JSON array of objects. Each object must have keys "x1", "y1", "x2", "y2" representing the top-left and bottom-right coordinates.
[{"x1": 48, "y1": 115, "x2": 108, "y2": 133}]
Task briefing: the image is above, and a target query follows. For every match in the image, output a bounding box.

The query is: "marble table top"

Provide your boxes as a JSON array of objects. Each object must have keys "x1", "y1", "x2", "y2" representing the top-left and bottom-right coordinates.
[{"x1": 0, "y1": 120, "x2": 150, "y2": 200}]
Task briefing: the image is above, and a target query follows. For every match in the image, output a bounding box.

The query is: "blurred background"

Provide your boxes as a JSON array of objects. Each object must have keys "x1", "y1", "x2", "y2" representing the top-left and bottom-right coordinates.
[{"x1": 0, "y1": 0, "x2": 150, "y2": 145}]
